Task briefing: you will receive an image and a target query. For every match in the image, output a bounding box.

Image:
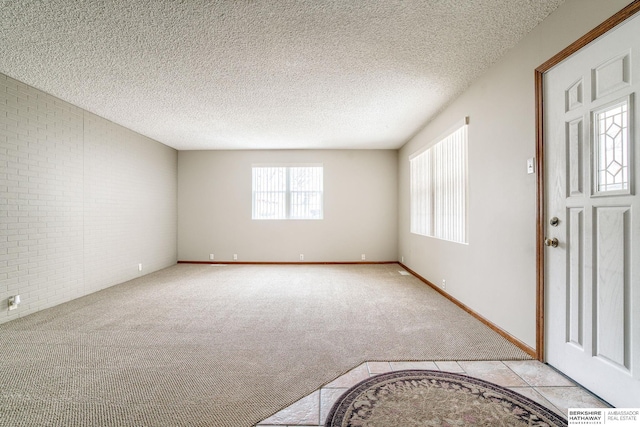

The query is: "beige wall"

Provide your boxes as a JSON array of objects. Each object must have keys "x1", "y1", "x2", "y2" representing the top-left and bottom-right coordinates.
[
  {"x1": 0, "y1": 73, "x2": 177, "y2": 325},
  {"x1": 397, "y1": 0, "x2": 634, "y2": 348},
  {"x1": 178, "y1": 150, "x2": 397, "y2": 262}
]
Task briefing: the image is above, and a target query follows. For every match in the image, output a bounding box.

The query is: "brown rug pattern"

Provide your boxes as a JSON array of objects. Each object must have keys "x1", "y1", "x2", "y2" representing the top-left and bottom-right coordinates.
[{"x1": 325, "y1": 370, "x2": 567, "y2": 427}]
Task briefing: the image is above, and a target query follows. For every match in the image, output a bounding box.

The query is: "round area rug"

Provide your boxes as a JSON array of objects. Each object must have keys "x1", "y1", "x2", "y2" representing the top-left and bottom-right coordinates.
[{"x1": 324, "y1": 370, "x2": 567, "y2": 427}]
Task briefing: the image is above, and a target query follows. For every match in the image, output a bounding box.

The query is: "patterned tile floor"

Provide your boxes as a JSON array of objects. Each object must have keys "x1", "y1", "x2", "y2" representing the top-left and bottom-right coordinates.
[{"x1": 255, "y1": 360, "x2": 611, "y2": 426}]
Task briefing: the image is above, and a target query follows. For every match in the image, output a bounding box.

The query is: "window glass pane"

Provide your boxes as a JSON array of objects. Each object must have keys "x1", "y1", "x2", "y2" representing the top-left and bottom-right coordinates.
[
  {"x1": 252, "y1": 166, "x2": 323, "y2": 220},
  {"x1": 410, "y1": 122, "x2": 467, "y2": 244},
  {"x1": 253, "y1": 191, "x2": 286, "y2": 219},
  {"x1": 290, "y1": 191, "x2": 322, "y2": 219},
  {"x1": 252, "y1": 167, "x2": 286, "y2": 219},
  {"x1": 595, "y1": 100, "x2": 629, "y2": 193},
  {"x1": 290, "y1": 167, "x2": 323, "y2": 219},
  {"x1": 290, "y1": 167, "x2": 323, "y2": 191},
  {"x1": 410, "y1": 150, "x2": 431, "y2": 236}
]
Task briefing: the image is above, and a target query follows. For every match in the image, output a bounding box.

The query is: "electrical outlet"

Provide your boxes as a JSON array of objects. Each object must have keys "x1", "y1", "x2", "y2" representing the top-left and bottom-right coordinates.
[
  {"x1": 8, "y1": 295, "x2": 20, "y2": 311},
  {"x1": 209, "y1": 254, "x2": 215, "y2": 260},
  {"x1": 361, "y1": 254, "x2": 366, "y2": 261},
  {"x1": 138, "y1": 263, "x2": 143, "y2": 272},
  {"x1": 442, "y1": 279, "x2": 446, "y2": 290},
  {"x1": 401, "y1": 256, "x2": 404, "y2": 263},
  {"x1": 299, "y1": 254, "x2": 304, "y2": 261},
  {"x1": 233, "y1": 254, "x2": 238, "y2": 261}
]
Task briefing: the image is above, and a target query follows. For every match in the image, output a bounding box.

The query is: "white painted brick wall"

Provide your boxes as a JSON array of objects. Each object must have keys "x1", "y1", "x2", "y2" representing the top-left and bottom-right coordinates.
[
  {"x1": 83, "y1": 112, "x2": 177, "y2": 294},
  {"x1": 0, "y1": 73, "x2": 177, "y2": 324}
]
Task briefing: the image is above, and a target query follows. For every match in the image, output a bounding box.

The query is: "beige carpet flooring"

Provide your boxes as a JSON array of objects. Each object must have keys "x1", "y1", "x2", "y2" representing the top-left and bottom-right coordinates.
[{"x1": 0, "y1": 264, "x2": 531, "y2": 426}]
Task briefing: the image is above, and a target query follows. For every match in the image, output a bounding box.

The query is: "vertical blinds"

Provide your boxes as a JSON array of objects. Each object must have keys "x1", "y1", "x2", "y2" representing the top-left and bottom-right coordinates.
[
  {"x1": 410, "y1": 122, "x2": 468, "y2": 244},
  {"x1": 289, "y1": 167, "x2": 323, "y2": 219},
  {"x1": 252, "y1": 167, "x2": 287, "y2": 219},
  {"x1": 252, "y1": 166, "x2": 323, "y2": 220}
]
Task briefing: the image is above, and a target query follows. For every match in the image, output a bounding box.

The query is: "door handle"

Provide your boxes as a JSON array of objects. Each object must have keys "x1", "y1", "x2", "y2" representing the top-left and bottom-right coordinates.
[{"x1": 544, "y1": 237, "x2": 559, "y2": 248}]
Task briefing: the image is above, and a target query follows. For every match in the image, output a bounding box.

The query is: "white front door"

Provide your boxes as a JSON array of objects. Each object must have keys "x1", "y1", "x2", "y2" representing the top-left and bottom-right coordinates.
[{"x1": 544, "y1": 13, "x2": 640, "y2": 408}]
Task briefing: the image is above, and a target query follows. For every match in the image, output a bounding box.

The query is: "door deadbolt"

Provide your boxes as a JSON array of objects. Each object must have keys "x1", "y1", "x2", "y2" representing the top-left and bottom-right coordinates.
[
  {"x1": 550, "y1": 217, "x2": 559, "y2": 227},
  {"x1": 544, "y1": 237, "x2": 559, "y2": 248}
]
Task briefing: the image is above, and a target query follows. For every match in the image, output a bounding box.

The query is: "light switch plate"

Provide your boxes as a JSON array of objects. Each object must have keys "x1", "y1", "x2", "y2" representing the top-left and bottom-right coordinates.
[{"x1": 527, "y1": 158, "x2": 535, "y2": 174}]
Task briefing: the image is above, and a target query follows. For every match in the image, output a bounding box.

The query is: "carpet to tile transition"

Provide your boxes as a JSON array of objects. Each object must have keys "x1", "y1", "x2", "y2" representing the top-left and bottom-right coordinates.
[
  {"x1": 0, "y1": 264, "x2": 531, "y2": 426},
  {"x1": 325, "y1": 370, "x2": 566, "y2": 427}
]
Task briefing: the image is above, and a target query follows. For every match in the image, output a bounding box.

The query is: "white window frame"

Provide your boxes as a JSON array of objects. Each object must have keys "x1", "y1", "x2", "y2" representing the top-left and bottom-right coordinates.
[
  {"x1": 252, "y1": 164, "x2": 324, "y2": 220},
  {"x1": 410, "y1": 117, "x2": 469, "y2": 244}
]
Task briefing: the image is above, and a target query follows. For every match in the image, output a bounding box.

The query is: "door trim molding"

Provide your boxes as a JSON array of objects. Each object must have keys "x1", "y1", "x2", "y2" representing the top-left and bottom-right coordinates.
[{"x1": 534, "y1": 0, "x2": 640, "y2": 361}]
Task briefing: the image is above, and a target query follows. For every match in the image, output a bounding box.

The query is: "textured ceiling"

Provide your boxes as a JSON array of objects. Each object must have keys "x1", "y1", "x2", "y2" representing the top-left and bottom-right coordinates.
[{"x1": 0, "y1": 0, "x2": 564, "y2": 150}]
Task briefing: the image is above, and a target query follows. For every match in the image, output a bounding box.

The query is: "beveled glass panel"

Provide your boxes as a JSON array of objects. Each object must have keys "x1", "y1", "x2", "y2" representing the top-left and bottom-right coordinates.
[{"x1": 594, "y1": 99, "x2": 630, "y2": 194}]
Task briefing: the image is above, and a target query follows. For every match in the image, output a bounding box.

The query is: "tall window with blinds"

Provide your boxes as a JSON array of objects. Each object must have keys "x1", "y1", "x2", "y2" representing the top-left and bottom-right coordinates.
[
  {"x1": 252, "y1": 165, "x2": 323, "y2": 220},
  {"x1": 410, "y1": 119, "x2": 468, "y2": 244}
]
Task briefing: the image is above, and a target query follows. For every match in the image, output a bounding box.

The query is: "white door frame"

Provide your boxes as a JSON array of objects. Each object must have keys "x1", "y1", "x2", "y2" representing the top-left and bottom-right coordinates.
[{"x1": 535, "y1": 0, "x2": 640, "y2": 362}]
